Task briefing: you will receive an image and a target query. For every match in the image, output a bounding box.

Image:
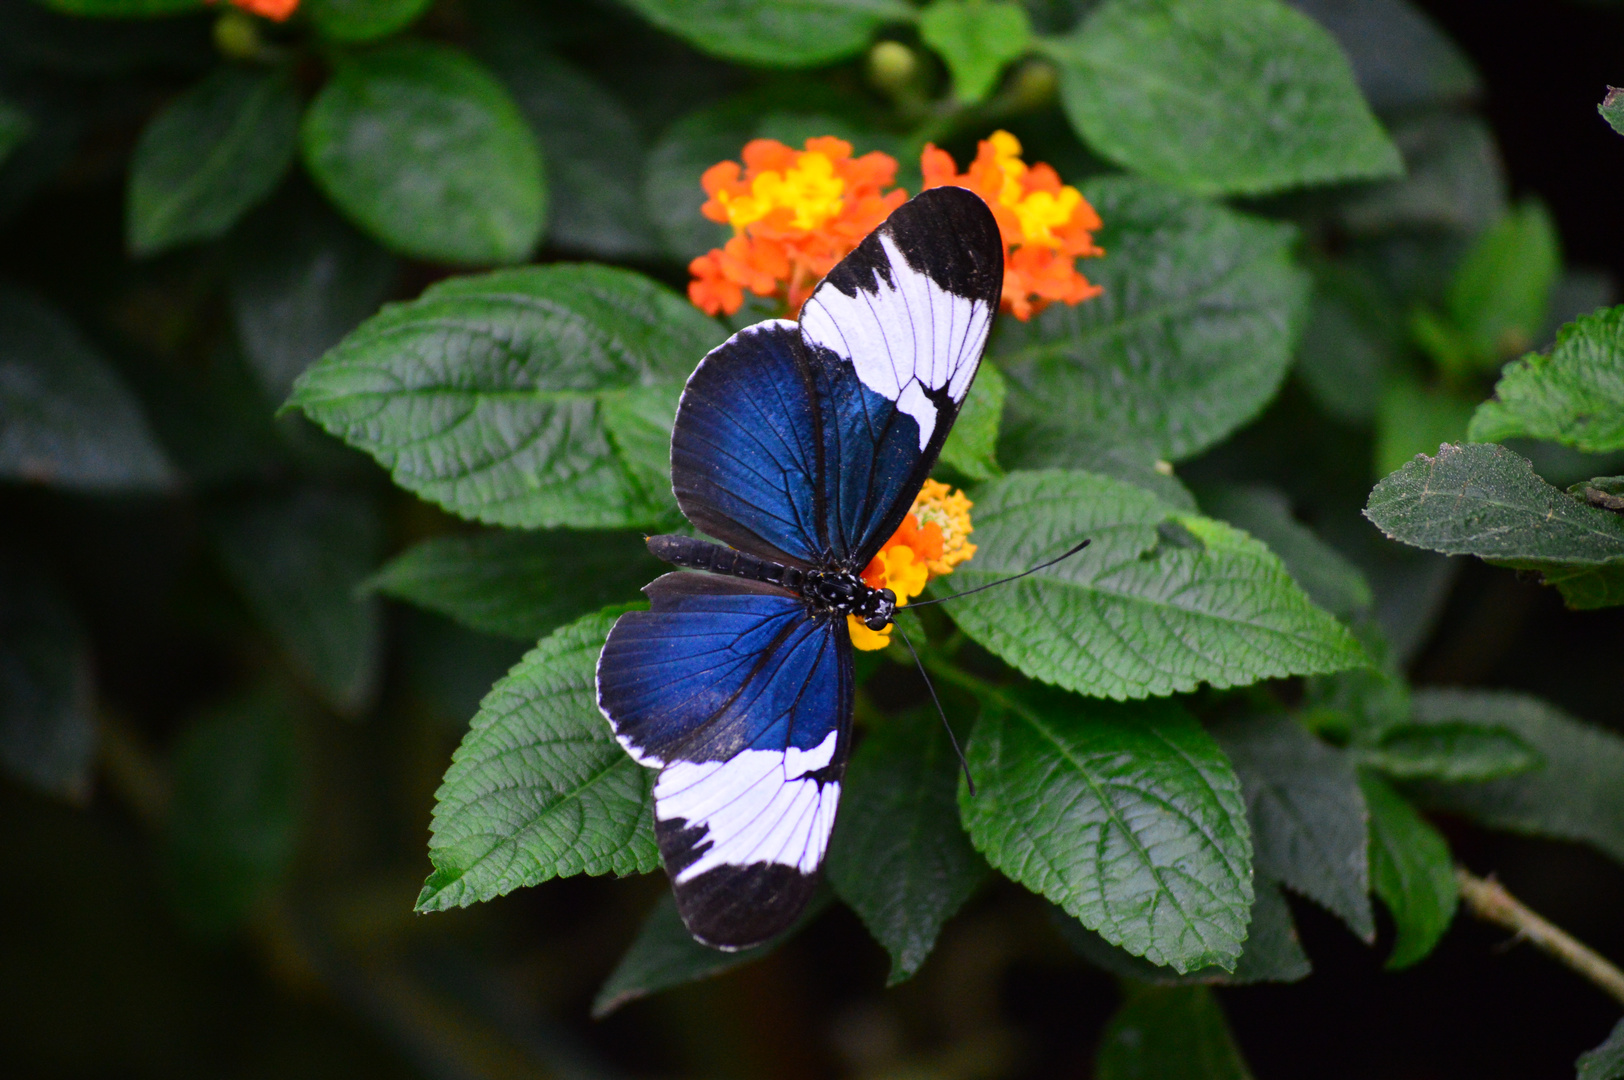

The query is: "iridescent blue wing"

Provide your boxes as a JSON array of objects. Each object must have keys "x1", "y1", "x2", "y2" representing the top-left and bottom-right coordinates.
[
  {"x1": 671, "y1": 187, "x2": 1003, "y2": 570},
  {"x1": 596, "y1": 573, "x2": 851, "y2": 949}
]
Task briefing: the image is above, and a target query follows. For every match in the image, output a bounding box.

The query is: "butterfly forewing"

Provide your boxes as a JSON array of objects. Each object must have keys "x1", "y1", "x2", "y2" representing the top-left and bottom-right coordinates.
[{"x1": 598, "y1": 186, "x2": 1003, "y2": 949}]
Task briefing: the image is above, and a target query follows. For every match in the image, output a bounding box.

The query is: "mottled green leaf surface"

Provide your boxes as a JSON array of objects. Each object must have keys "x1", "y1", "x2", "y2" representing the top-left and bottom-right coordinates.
[
  {"x1": 305, "y1": 0, "x2": 433, "y2": 42},
  {"x1": 1579, "y1": 1018, "x2": 1624, "y2": 1080},
  {"x1": 936, "y1": 360, "x2": 1005, "y2": 481},
  {"x1": 1408, "y1": 690, "x2": 1624, "y2": 866},
  {"x1": 1212, "y1": 715, "x2": 1373, "y2": 941},
  {"x1": 370, "y1": 529, "x2": 663, "y2": 641},
  {"x1": 165, "y1": 687, "x2": 301, "y2": 934},
  {"x1": 937, "y1": 471, "x2": 1364, "y2": 700},
  {"x1": 1357, "y1": 722, "x2": 1540, "y2": 783},
  {"x1": 1202, "y1": 486, "x2": 1373, "y2": 620},
  {"x1": 1361, "y1": 773, "x2": 1456, "y2": 969},
  {"x1": 619, "y1": 0, "x2": 909, "y2": 67},
  {"x1": 1054, "y1": 0, "x2": 1401, "y2": 196},
  {"x1": 1365, "y1": 443, "x2": 1624, "y2": 609},
  {"x1": 1095, "y1": 986, "x2": 1254, "y2": 1080},
  {"x1": 291, "y1": 264, "x2": 723, "y2": 530},
  {"x1": 212, "y1": 489, "x2": 383, "y2": 714},
  {"x1": 827, "y1": 709, "x2": 988, "y2": 985},
  {"x1": 302, "y1": 43, "x2": 546, "y2": 265},
  {"x1": 919, "y1": 0, "x2": 1032, "y2": 103},
  {"x1": 1470, "y1": 305, "x2": 1624, "y2": 454},
  {"x1": 0, "y1": 287, "x2": 174, "y2": 491},
  {"x1": 0, "y1": 564, "x2": 94, "y2": 801},
  {"x1": 1601, "y1": 88, "x2": 1624, "y2": 138},
  {"x1": 417, "y1": 610, "x2": 658, "y2": 913},
  {"x1": 229, "y1": 196, "x2": 397, "y2": 403},
  {"x1": 960, "y1": 688, "x2": 1253, "y2": 973},
  {"x1": 997, "y1": 178, "x2": 1309, "y2": 466},
  {"x1": 126, "y1": 66, "x2": 299, "y2": 257}
]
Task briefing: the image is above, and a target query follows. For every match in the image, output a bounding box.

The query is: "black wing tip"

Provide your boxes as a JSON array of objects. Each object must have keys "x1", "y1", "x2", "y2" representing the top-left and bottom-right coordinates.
[
  {"x1": 669, "y1": 861, "x2": 821, "y2": 951},
  {"x1": 875, "y1": 186, "x2": 1004, "y2": 305}
]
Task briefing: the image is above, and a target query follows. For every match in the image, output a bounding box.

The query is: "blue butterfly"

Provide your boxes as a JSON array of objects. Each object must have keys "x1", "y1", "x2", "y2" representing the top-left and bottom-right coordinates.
[{"x1": 596, "y1": 186, "x2": 1004, "y2": 950}]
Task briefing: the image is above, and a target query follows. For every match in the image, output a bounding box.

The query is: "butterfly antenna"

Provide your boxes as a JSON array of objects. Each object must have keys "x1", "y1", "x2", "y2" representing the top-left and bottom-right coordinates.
[
  {"x1": 908, "y1": 538, "x2": 1092, "y2": 608},
  {"x1": 893, "y1": 622, "x2": 976, "y2": 796}
]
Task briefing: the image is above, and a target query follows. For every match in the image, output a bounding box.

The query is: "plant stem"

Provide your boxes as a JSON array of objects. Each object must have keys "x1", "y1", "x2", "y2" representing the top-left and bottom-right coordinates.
[{"x1": 1455, "y1": 866, "x2": 1624, "y2": 1008}]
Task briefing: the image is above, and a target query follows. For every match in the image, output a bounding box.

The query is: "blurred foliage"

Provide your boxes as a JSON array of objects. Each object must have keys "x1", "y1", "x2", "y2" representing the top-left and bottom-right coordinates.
[{"x1": 3, "y1": 0, "x2": 1624, "y2": 1078}]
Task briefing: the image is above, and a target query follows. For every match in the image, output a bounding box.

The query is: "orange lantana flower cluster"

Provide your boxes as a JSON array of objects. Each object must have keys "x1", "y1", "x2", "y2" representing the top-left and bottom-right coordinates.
[
  {"x1": 689, "y1": 137, "x2": 907, "y2": 317},
  {"x1": 849, "y1": 481, "x2": 977, "y2": 651},
  {"x1": 688, "y1": 130, "x2": 1103, "y2": 322}
]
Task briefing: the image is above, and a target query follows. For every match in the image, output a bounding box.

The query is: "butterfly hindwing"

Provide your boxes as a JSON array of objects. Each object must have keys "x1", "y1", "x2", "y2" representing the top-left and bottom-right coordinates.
[
  {"x1": 671, "y1": 186, "x2": 1003, "y2": 570},
  {"x1": 596, "y1": 573, "x2": 852, "y2": 949}
]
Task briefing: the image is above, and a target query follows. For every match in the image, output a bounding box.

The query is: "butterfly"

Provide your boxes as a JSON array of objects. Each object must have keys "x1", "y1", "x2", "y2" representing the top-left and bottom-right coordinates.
[{"x1": 595, "y1": 185, "x2": 1004, "y2": 950}]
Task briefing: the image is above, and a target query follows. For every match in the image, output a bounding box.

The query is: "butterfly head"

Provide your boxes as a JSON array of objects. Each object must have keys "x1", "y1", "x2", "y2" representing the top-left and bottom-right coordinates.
[{"x1": 857, "y1": 587, "x2": 896, "y2": 632}]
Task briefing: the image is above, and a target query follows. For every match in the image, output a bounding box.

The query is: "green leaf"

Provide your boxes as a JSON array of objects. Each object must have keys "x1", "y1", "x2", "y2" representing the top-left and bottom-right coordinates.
[
  {"x1": 1290, "y1": 0, "x2": 1478, "y2": 112},
  {"x1": 1211, "y1": 715, "x2": 1373, "y2": 942},
  {"x1": 212, "y1": 489, "x2": 384, "y2": 714},
  {"x1": 165, "y1": 686, "x2": 301, "y2": 935},
  {"x1": 417, "y1": 609, "x2": 658, "y2": 913},
  {"x1": 1407, "y1": 689, "x2": 1624, "y2": 867},
  {"x1": 936, "y1": 471, "x2": 1365, "y2": 701},
  {"x1": 291, "y1": 264, "x2": 722, "y2": 529},
  {"x1": 826, "y1": 709, "x2": 988, "y2": 985},
  {"x1": 959, "y1": 687, "x2": 1253, "y2": 973},
  {"x1": 369, "y1": 529, "x2": 663, "y2": 641},
  {"x1": 1602, "y1": 88, "x2": 1624, "y2": 138},
  {"x1": 996, "y1": 177, "x2": 1309, "y2": 466},
  {"x1": 0, "y1": 563, "x2": 94, "y2": 801},
  {"x1": 1360, "y1": 772, "x2": 1457, "y2": 969},
  {"x1": 936, "y1": 360, "x2": 1005, "y2": 482},
  {"x1": 592, "y1": 890, "x2": 828, "y2": 1017},
  {"x1": 301, "y1": 42, "x2": 546, "y2": 266},
  {"x1": 1373, "y1": 376, "x2": 1477, "y2": 479},
  {"x1": 1339, "y1": 112, "x2": 1506, "y2": 239},
  {"x1": 1578, "y1": 1018, "x2": 1624, "y2": 1080},
  {"x1": 1447, "y1": 199, "x2": 1561, "y2": 367},
  {"x1": 618, "y1": 0, "x2": 909, "y2": 68},
  {"x1": 918, "y1": 0, "x2": 1032, "y2": 103},
  {"x1": 0, "y1": 287, "x2": 175, "y2": 492},
  {"x1": 1469, "y1": 305, "x2": 1624, "y2": 454},
  {"x1": 1054, "y1": 878, "x2": 1310, "y2": 985},
  {"x1": 229, "y1": 195, "x2": 398, "y2": 404},
  {"x1": 126, "y1": 66, "x2": 299, "y2": 257},
  {"x1": 1364, "y1": 442, "x2": 1624, "y2": 610},
  {"x1": 1095, "y1": 986, "x2": 1254, "y2": 1080},
  {"x1": 1202, "y1": 486, "x2": 1373, "y2": 620},
  {"x1": 0, "y1": 96, "x2": 32, "y2": 168},
  {"x1": 1052, "y1": 0, "x2": 1401, "y2": 197},
  {"x1": 485, "y1": 46, "x2": 658, "y2": 259},
  {"x1": 36, "y1": 0, "x2": 202, "y2": 16},
  {"x1": 1356, "y1": 722, "x2": 1540, "y2": 783},
  {"x1": 305, "y1": 0, "x2": 433, "y2": 42}
]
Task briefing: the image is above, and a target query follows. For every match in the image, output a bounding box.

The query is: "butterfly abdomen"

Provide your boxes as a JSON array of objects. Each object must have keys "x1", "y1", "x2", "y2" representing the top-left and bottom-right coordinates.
[{"x1": 646, "y1": 534, "x2": 810, "y2": 592}]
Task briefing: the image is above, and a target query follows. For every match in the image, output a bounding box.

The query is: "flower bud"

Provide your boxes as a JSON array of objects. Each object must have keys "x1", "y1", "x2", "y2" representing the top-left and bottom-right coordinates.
[
  {"x1": 213, "y1": 10, "x2": 262, "y2": 61},
  {"x1": 867, "y1": 40, "x2": 920, "y2": 97}
]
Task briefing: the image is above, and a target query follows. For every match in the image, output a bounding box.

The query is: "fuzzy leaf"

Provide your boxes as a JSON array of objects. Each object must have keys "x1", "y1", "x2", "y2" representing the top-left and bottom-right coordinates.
[
  {"x1": 212, "y1": 489, "x2": 384, "y2": 715},
  {"x1": 0, "y1": 287, "x2": 174, "y2": 492},
  {"x1": 369, "y1": 529, "x2": 662, "y2": 641},
  {"x1": 959, "y1": 687, "x2": 1253, "y2": 973},
  {"x1": 301, "y1": 42, "x2": 546, "y2": 265},
  {"x1": 291, "y1": 264, "x2": 723, "y2": 530},
  {"x1": 1364, "y1": 442, "x2": 1624, "y2": 610},
  {"x1": 996, "y1": 177, "x2": 1309, "y2": 465},
  {"x1": 1407, "y1": 689, "x2": 1624, "y2": 867},
  {"x1": 417, "y1": 609, "x2": 658, "y2": 913},
  {"x1": 1356, "y1": 722, "x2": 1541, "y2": 783},
  {"x1": 618, "y1": 0, "x2": 910, "y2": 68},
  {"x1": 936, "y1": 360, "x2": 1005, "y2": 482},
  {"x1": 1579, "y1": 1018, "x2": 1624, "y2": 1080},
  {"x1": 0, "y1": 564, "x2": 94, "y2": 801},
  {"x1": 165, "y1": 687, "x2": 301, "y2": 934},
  {"x1": 937, "y1": 471, "x2": 1365, "y2": 701},
  {"x1": 1095, "y1": 986, "x2": 1254, "y2": 1080},
  {"x1": 1202, "y1": 486, "x2": 1373, "y2": 620},
  {"x1": 1361, "y1": 773, "x2": 1457, "y2": 969},
  {"x1": 919, "y1": 0, "x2": 1032, "y2": 103},
  {"x1": 1469, "y1": 305, "x2": 1624, "y2": 454},
  {"x1": 305, "y1": 0, "x2": 433, "y2": 42},
  {"x1": 826, "y1": 709, "x2": 988, "y2": 985},
  {"x1": 126, "y1": 66, "x2": 299, "y2": 257},
  {"x1": 1054, "y1": 0, "x2": 1401, "y2": 197},
  {"x1": 229, "y1": 195, "x2": 397, "y2": 404},
  {"x1": 1212, "y1": 715, "x2": 1373, "y2": 941},
  {"x1": 1602, "y1": 88, "x2": 1624, "y2": 138}
]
